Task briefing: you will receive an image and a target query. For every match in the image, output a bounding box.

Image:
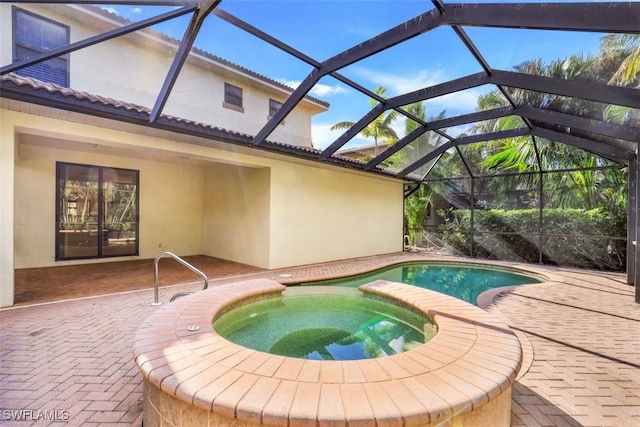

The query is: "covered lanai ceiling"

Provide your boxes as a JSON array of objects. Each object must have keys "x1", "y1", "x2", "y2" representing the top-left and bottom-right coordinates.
[{"x1": 1, "y1": 0, "x2": 639, "y2": 183}]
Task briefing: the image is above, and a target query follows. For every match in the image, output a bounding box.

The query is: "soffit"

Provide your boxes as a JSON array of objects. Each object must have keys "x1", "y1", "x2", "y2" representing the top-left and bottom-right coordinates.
[{"x1": 4, "y1": 94, "x2": 402, "y2": 183}]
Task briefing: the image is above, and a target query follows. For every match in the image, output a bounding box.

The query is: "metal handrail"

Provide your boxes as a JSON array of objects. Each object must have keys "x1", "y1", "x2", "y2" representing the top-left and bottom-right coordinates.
[{"x1": 152, "y1": 251, "x2": 209, "y2": 306}]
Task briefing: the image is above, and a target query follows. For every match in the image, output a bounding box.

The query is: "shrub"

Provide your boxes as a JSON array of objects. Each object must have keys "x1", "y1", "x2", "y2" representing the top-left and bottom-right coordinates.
[{"x1": 438, "y1": 208, "x2": 626, "y2": 270}]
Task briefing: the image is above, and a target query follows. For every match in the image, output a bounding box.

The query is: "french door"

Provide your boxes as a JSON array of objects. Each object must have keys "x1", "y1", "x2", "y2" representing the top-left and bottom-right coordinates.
[{"x1": 56, "y1": 162, "x2": 139, "y2": 260}]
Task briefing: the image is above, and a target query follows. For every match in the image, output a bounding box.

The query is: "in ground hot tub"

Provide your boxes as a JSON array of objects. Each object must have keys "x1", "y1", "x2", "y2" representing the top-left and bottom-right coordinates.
[
  {"x1": 134, "y1": 278, "x2": 522, "y2": 426},
  {"x1": 214, "y1": 287, "x2": 437, "y2": 360}
]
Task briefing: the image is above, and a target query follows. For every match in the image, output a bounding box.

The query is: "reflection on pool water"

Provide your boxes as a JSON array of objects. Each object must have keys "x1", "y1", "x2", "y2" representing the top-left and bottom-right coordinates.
[
  {"x1": 214, "y1": 288, "x2": 436, "y2": 360},
  {"x1": 303, "y1": 262, "x2": 543, "y2": 305}
]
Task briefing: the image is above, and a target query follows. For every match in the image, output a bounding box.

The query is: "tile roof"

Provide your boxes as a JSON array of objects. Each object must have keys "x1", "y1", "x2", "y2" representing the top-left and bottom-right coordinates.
[
  {"x1": 1, "y1": 72, "x2": 256, "y2": 141},
  {"x1": 2, "y1": 73, "x2": 402, "y2": 177}
]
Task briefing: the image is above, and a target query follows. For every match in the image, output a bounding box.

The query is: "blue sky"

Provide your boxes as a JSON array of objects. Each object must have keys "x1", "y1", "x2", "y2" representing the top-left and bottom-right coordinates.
[{"x1": 104, "y1": 0, "x2": 609, "y2": 149}]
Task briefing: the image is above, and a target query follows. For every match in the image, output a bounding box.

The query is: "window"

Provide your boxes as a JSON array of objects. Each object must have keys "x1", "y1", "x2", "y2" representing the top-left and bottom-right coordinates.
[
  {"x1": 269, "y1": 99, "x2": 282, "y2": 118},
  {"x1": 268, "y1": 99, "x2": 285, "y2": 125},
  {"x1": 56, "y1": 162, "x2": 139, "y2": 260},
  {"x1": 223, "y1": 82, "x2": 243, "y2": 112},
  {"x1": 13, "y1": 7, "x2": 70, "y2": 87}
]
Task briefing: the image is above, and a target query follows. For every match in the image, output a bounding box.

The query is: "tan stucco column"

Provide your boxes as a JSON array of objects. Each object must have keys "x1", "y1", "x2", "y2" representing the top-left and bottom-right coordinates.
[{"x1": 0, "y1": 115, "x2": 15, "y2": 307}]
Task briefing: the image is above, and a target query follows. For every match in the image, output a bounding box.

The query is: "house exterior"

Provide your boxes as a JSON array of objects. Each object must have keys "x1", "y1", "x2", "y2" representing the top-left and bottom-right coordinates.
[{"x1": 0, "y1": 4, "x2": 404, "y2": 307}]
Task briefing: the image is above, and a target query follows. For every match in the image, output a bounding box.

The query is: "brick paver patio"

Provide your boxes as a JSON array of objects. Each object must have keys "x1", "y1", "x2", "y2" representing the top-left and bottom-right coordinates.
[{"x1": 1, "y1": 253, "x2": 639, "y2": 426}]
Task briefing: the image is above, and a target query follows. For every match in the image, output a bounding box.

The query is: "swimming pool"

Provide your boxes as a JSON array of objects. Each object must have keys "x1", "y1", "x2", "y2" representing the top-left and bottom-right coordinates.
[{"x1": 302, "y1": 262, "x2": 544, "y2": 304}]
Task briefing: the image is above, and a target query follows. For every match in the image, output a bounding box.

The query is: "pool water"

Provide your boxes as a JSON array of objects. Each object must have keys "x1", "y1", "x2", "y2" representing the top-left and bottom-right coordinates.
[
  {"x1": 303, "y1": 263, "x2": 542, "y2": 305},
  {"x1": 214, "y1": 289, "x2": 436, "y2": 360}
]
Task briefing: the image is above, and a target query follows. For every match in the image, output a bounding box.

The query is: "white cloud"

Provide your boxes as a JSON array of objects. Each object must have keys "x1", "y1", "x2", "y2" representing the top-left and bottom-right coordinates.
[
  {"x1": 423, "y1": 89, "x2": 483, "y2": 115},
  {"x1": 281, "y1": 80, "x2": 348, "y2": 98},
  {"x1": 100, "y1": 6, "x2": 141, "y2": 18},
  {"x1": 353, "y1": 68, "x2": 445, "y2": 95},
  {"x1": 351, "y1": 67, "x2": 484, "y2": 114},
  {"x1": 306, "y1": 68, "x2": 488, "y2": 148},
  {"x1": 345, "y1": 25, "x2": 378, "y2": 39},
  {"x1": 311, "y1": 83, "x2": 348, "y2": 97},
  {"x1": 311, "y1": 122, "x2": 372, "y2": 150},
  {"x1": 311, "y1": 122, "x2": 340, "y2": 150}
]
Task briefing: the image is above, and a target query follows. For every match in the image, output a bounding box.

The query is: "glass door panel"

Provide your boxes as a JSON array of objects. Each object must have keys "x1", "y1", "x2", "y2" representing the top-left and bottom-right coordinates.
[
  {"x1": 56, "y1": 163, "x2": 99, "y2": 259},
  {"x1": 102, "y1": 168, "x2": 138, "y2": 257}
]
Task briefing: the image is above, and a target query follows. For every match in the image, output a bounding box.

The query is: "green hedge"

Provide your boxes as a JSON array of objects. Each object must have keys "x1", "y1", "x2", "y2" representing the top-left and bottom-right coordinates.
[{"x1": 438, "y1": 208, "x2": 626, "y2": 270}]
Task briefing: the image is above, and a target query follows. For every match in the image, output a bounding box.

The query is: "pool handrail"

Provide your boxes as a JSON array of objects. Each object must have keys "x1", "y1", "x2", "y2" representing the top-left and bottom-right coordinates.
[{"x1": 152, "y1": 251, "x2": 209, "y2": 306}]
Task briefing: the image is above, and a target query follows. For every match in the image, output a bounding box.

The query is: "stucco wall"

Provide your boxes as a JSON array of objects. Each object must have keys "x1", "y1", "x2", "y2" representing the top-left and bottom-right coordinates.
[
  {"x1": 14, "y1": 143, "x2": 205, "y2": 269},
  {"x1": 268, "y1": 164, "x2": 403, "y2": 268},
  {"x1": 165, "y1": 61, "x2": 316, "y2": 147},
  {"x1": 0, "y1": 113, "x2": 15, "y2": 307},
  {"x1": 199, "y1": 159, "x2": 404, "y2": 270},
  {"x1": 202, "y1": 163, "x2": 271, "y2": 268},
  {"x1": 0, "y1": 4, "x2": 321, "y2": 147},
  {"x1": 0, "y1": 5, "x2": 10, "y2": 67}
]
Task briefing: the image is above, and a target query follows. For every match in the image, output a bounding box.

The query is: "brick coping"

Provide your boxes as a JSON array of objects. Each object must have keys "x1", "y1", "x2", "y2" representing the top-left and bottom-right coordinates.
[
  {"x1": 133, "y1": 278, "x2": 522, "y2": 425},
  {"x1": 276, "y1": 255, "x2": 566, "y2": 287}
]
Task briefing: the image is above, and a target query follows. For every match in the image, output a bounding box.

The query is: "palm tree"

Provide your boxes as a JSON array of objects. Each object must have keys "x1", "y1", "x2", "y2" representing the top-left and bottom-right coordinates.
[
  {"x1": 402, "y1": 102, "x2": 447, "y2": 164},
  {"x1": 468, "y1": 51, "x2": 629, "y2": 210},
  {"x1": 330, "y1": 86, "x2": 398, "y2": 157},
  {"x1": 601, "y1": 34, "x2": 640, "y2": 127},
  {"x1": 401, "y1": 102, "x2": 453, "y2": 245},
  {"x1": 603, "y1": 34, "x2": 640, "y2": 86}
]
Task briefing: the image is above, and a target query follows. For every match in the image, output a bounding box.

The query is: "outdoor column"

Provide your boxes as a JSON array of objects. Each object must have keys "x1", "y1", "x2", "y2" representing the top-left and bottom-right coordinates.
[
  {"x1": 538, "y1": 170, "x2": 544, "y2": 264},
  {"x1": 0, "y1": 119, "x2": 15, "y2": 307},
  {"x1": 629, "y1": 151, "x2": 640, "y2": 303},
  {"x1": 633, "y1": 152, "x2": 640, "y2": 303},
  {"x1": 470, "y1": 178, "x2": 475, "y2": 257},
  {"x1": 627, "y1": 153, "x2": 637, "y2": 286}
]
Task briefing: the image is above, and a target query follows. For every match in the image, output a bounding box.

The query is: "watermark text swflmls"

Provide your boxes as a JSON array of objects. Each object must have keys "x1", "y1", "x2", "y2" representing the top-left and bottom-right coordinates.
[{"x1": 1, "y1": 409, "x2": 70, "y2": 421}]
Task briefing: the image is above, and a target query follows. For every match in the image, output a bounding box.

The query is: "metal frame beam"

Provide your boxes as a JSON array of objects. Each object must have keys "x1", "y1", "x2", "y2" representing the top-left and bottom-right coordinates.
[
  {"x1": 214, "y1": 9, "x2": 414, "y2": 140},
  {"x1": 387, "y1": 72, "x2": 489, "y2": 109},
  {"x1": 0, "y1": 0, "x2": 196, "y2": 4},
  {"x1": 2, "y1": 75, "x2": 417, "y2": 182},
  {"x1": 422, "y1": 164, "x2": 624, "y2": 182},
  {"x1": 150, "y1": 0, "x2": 221, "y2": 122},
  {"x1": 517, "y1": 105, "x2": 640, "y2": 143},
  {"x1": 319, "y1": 72, "x2": 491, "y2": 158},
  {"x1": 531, "y1": 127, "x2": 631, "y2": 162},
  {"x1": 317, "y1": 67, "x2": 640, "y2": 163},
  {"x1": 491, "y1": 70, "x2": 640, "y2": 109},
  {"x1": 365, "y1": 125, "x2": 430, "y2": 168},
  {"x1": 213, "y1": 8, "x2": 414, "y2": 142},
  {"x1": 365, "y1": 107, "x2": 514, "y2": 169},
  {"x1": 443, "y1": 2, "x2": 640, "y2": 33},
  {"x1": 321, "y1": 8, "x2": 443, "y2": 74},
  {"x1": 399, "y1": 128, "x2": 530, "y2": 177},
  {"x1": 252, "y1": 8, "x2": 444, "y2": 146},
  {"x1": 215, "y1": 5, "x2": 441, "y2": 127},
  {"x1": 320, "y1": 104, "x2": 386, "y2": 158},
  {"x1": 2, "y1": 1, "x2": 638, "y2": 216},
  {"x1": 530, "y1": 122, "x2": 633, "y2": 159},
  {"x1": 213, "y1": 8, "x2": 318, "y2": 68},
  {"x1": 253, "y1": 70, "x2": 321, "y2": 145},
  {"x1": 632, "y1": 152, "x2": 640, "y2": 303},
  {"x1": 628, "y1": 153, "x2": 637, "y2": 286}
]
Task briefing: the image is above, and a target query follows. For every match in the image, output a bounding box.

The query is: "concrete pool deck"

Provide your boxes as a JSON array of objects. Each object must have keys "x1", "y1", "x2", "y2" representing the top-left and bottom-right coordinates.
[{"x1": 1, "y1": 252, "x2": 639, "y2": 426}]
